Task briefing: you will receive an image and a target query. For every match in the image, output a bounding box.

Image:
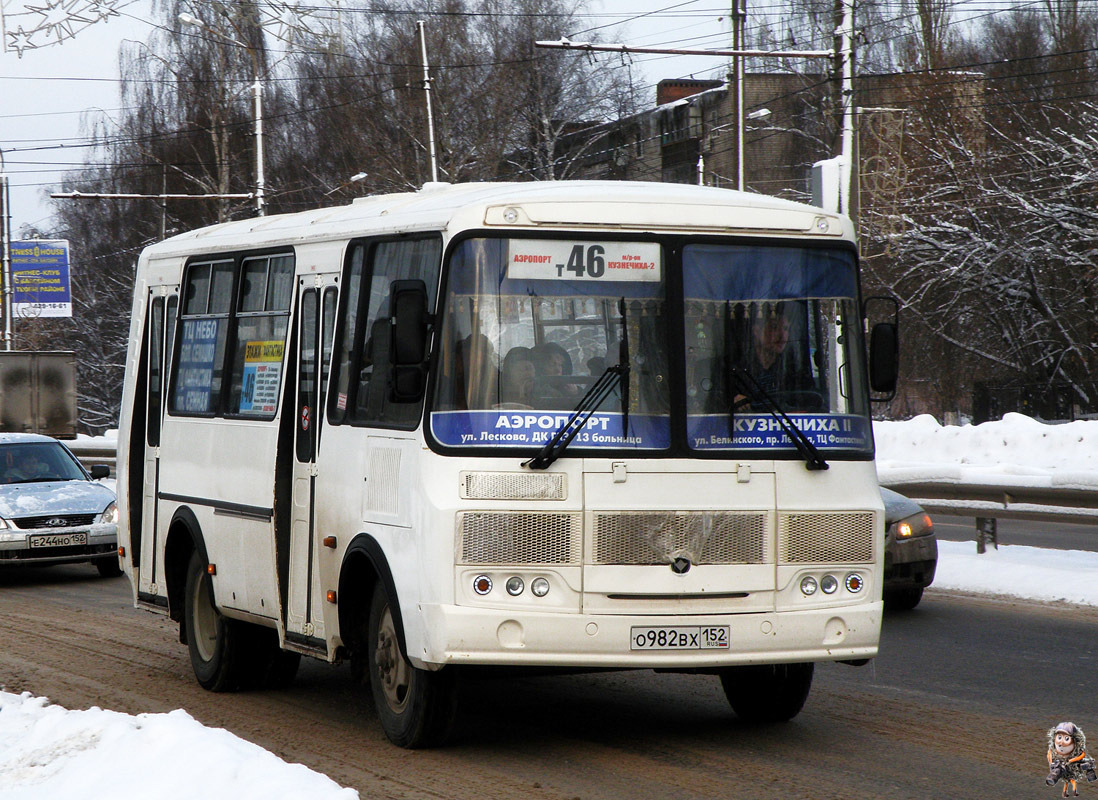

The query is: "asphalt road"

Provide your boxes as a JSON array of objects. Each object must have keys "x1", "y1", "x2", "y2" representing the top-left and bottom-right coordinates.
[
  {"x1": 3, "y1": 563, "x2": 1093, "y2": 799},
  {"x1": 932, "y1": 514, "x2": 1098, "y2": 552}
]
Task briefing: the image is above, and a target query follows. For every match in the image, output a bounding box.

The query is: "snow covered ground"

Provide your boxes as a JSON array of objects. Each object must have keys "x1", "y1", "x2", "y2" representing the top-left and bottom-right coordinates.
[
  {"x1": 3, "y1": 413, "x2": 1091, "y2": 798},
  {"x1": 0, "y1": 693, "x2": 358, "y2": 800}
]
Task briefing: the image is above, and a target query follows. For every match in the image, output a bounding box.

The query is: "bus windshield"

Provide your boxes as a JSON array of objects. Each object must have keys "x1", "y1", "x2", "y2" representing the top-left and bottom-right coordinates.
[
  {"x1": 683, "y1": 243, "x2": 871, "y2": 454},
  {"x1": 432, "y1": 237, "x2": 670, "y2": 451},
  {"x1": 430, "y1": 236, "x2": 870, "y2": 456}
]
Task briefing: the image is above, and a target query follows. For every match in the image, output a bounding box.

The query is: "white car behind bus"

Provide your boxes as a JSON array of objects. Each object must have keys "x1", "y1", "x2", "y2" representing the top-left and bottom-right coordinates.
[{"x1": 0, "y1": 433, "x2": 120, "y2": 577}]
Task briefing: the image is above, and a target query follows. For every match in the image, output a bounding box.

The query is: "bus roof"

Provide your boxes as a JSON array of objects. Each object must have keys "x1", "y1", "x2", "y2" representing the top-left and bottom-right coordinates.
[{"x1": 141, "y1": 181, "x2": 854, "y2": 260}]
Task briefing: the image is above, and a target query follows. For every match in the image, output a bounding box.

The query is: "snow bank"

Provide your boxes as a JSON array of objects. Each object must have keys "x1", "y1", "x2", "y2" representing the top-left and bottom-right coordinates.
[
  {"x1": 935, "y1": 540, "x2": 1098, "y2": 605},
  {"x1": 0, "y1": 693, "x2": 358, "y2": 800},
  {"x1": 875, "y1": 412, "x2": 1098, "y2": 488}
]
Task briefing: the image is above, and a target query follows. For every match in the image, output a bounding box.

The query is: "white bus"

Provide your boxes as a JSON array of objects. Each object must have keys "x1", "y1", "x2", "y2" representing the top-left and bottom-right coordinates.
[{"x1": 117, "y1": 181, "x2": 898, "y2": 747}]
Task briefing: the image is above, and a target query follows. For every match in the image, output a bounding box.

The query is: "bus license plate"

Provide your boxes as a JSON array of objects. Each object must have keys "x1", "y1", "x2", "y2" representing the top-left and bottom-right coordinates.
[
  {"x1": 630, "y1": 626, "x2": 730, "y2": 651},
  {"x1": 28, "y1": 532, "x2": 87, "y2": 549}
]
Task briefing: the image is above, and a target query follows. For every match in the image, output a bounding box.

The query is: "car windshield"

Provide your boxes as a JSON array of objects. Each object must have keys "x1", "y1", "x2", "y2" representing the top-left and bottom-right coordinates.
[{"x1": 0, "y1": 442, "x2": 87, "y2": 484}]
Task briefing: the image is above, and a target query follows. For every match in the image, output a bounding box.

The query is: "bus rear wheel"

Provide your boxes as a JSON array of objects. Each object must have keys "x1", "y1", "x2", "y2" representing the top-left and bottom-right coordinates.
[
  {"x1": 366, "y1": 584, "x2": 458, "y2": 748},
  {"x1": 183, "y1": 551, "x2": 248, "y2": 692},
  {"x1": 720, "y1": 662, "x2": 814, "y2": 722}
]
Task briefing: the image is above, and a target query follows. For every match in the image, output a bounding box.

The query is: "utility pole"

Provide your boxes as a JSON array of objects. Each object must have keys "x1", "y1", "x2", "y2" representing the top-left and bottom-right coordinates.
[
  {"x1": 1, "y1": 167, "x2": 12, "y2": 351},
  {"x1": 734, "y1": 0, "x2": 747, "y2": 190},
  {"x1": 254, "y1": 75, "x2": 266, "y2": 215},
  {"x1": 836, "y1": 0, "x2": 856, "y2": 219},
  {"x1": 418, "y1": 21, "x2": 440, "y2": 184}
]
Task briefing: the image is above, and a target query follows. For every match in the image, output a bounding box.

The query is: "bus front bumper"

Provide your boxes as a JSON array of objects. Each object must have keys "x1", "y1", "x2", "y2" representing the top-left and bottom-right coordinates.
[{"x1": 415, "y1": 601, "x2": 881, "y2": 669}]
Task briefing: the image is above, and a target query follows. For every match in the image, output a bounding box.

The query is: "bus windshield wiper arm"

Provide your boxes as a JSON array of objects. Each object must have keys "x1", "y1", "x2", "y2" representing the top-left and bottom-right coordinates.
[
  {"x1": 729, "y1": 367, "x2": 829, "y2": 471},
  {"x1": 522, "y1": 364, "x2": 628, "y2": 470}
]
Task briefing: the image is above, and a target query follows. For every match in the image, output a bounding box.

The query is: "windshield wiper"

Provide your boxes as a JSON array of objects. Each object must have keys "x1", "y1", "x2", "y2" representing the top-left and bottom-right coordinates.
[
  {"x1": 728, "y1": 367, "x2": 829, "y2": 471},
  {"x1": 522, "y1": 363, "x2": 629, "y2": 470}
]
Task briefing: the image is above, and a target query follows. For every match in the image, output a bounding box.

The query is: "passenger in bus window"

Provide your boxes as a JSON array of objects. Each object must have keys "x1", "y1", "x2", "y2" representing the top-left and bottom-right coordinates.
[
  {"x1": 499, "y1": 347, "x2": 535, "y2": 407},
  {"x1": 531, "y1": 342, "x2": 579, "y2": 401}
]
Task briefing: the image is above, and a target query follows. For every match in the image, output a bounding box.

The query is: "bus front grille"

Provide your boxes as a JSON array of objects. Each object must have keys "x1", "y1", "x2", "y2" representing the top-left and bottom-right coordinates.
[
  {"x1": 458, "y1": 512, "x2": 582, "y2": 565},
  {"x1": 589, "y1": 511, "x2": 770, "y2": 566},
  {"x1": 778, "y1": 512, "x2": 876, "y2": 563}
]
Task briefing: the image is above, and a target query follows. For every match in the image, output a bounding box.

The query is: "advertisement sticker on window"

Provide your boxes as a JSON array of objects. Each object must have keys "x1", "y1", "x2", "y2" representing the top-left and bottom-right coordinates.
[
  {"x1": 174, "y1": 318, "x2": 221, "y2": 413},
  {"x1": 239, "y1": 340, "x2": 284, "y2": 415}
]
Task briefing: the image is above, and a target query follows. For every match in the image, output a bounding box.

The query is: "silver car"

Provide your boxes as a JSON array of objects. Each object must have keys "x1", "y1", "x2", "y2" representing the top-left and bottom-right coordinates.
[
  {"x1": 0, "y1": 433, "x2": 120, "y2": 577},
  {"x1": 881, "y1": 486, "x2": 937, "y2": 610}
]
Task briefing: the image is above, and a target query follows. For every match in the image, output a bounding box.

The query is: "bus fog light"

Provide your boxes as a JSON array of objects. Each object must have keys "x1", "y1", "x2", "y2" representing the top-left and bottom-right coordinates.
[
  {"x1": 506, "y1": 576, "x2": 524, "y2": 596},
  {"x1": 531, "y1": 577, "x2": 550, "y2": 597},
  {"x1": 473, "y1": 575, "x2": 493, "y2": 595},
  {"x1": 845, "y1": 573, "x2": 864, "y2": 593},
  {"x1": 800, "y1": 576, "x2": 818, "y2": 596},
  {"x1": 821, "y1": 574, "x2": 838, "y2": 594}
]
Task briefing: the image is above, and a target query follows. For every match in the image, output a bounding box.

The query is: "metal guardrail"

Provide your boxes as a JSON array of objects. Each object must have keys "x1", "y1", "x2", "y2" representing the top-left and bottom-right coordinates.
[
  {"x1": 881, "y1": 480, "x2": 1098, "y2": 525},
  {"x1": 67, "y1": 441, "x2": 117, "y2": 475}
]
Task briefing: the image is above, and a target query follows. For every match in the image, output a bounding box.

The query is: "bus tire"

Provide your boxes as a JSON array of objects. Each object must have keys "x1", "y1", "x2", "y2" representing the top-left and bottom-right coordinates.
[
  {"x1": 720, "y1": 662, "x2": 813, "y2": 722},
  {"x1": 183, "y1": 550, "x2": 247, "y2": 692},
  {"x1": 366, "y1": 583, "x2": 458, "y2": 748}
]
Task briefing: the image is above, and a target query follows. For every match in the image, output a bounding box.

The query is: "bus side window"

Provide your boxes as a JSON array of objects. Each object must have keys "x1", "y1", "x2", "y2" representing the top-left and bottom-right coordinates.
[
  {"x1": 227, "y1": 255, "x2": 294, "y2": 418},
  {"x1": 170, "y1": 260, "x2": 233, "y2": 415},
  {"x1": 343, "y1": 237, "x2": 441, "y2": 429}
]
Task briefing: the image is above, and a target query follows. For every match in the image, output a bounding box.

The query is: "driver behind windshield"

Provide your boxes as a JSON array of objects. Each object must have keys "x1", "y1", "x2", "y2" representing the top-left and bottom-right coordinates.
[
  {"x1": 4, "y1": 450, "x2": 46, "y2": 482},
  {"x1": 734, "y1": 302, "x2": 819, "y2": 411}
]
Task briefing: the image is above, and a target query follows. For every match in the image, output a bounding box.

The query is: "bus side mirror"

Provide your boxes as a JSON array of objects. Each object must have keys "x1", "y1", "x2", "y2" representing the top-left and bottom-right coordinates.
[
  {"x1": 389, "y1": 280, "x2": 431, "y2": 402},
  {"x1": 89, "y1": 464, "x2": 111, "y2": 479},
  {"x1": 868, "y1": 322, "x2": 898, "y2": 396}
]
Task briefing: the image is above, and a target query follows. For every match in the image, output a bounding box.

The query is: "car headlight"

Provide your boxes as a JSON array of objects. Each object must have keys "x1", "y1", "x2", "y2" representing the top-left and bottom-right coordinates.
[
  {"x1": 98, "y1": 502, "x2": 119, "y2": 525},
  {"x1": 892, "y1": 512, "x2": 933, "y2": 539}
]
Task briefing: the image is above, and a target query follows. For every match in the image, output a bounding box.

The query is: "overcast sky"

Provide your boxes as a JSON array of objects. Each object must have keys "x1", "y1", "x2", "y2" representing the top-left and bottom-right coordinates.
[{"x1": 0, "y1": 1, "x2": 737, "y2": 234}]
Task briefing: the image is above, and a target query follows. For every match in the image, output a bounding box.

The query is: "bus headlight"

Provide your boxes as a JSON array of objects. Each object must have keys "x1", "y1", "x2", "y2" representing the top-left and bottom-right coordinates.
[
  {"x1": 531, "y1": 577, "x2": 550, "y2": 597},
  {"x1": 799, "y1": 576, "x2": 818, "y2": 596},
  {"x1": 845, "y1": 573, "x2": 864, "y2": 593},
  {"x1": 820, "y1": 574, "x2": 838, "y2": 594},
  {"x1": 506, "y1": 576, "x2": 524, "y2": 596},
  {"x1": 473, "y1": 575, "x2": 493, "y2": 595}
]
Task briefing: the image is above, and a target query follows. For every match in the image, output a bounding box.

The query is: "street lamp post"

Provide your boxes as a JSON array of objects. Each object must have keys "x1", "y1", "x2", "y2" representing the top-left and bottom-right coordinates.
[
  {"x1": 0, "y1": 150, "x2": 12, "y2": 350},
  {"x1": 179, "y1": 12, "x2": 266, "y2": 216}
]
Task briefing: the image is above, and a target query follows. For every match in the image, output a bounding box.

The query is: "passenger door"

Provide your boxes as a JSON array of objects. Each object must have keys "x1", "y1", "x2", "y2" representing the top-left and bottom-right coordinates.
[
  {"x1": 138, "y1": 288, "x2": 177, "y2": 597},
  {"x1": 285, "y1": 277, "x2": 338, "y2": 642}
]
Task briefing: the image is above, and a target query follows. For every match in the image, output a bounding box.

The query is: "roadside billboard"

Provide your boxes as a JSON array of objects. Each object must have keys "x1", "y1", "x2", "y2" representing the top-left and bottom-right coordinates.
[{"x1": 9, "y1": 239, "x2": 72, "y2": 318}]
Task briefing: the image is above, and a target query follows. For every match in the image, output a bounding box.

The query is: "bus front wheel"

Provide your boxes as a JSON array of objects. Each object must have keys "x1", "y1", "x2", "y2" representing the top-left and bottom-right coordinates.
[
  {"x1": 720, "y1": 662, "x2": 814, "y2": 722},
  {"x1": 366, "y1": 584, "x2": 458, "y2": 748},
  {"x1": 183, "y1": 551, "x2": 247, "y2": 692}
]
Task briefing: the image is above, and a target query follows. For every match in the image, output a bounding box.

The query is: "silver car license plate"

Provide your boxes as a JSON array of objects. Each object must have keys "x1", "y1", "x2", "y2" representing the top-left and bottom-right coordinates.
[
  {"x1": 28, "y1": 531, "x2": 88, "y2": 549},
  {"x1": 630, "y1": 626, "x2": 730, "y2": 650}
]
